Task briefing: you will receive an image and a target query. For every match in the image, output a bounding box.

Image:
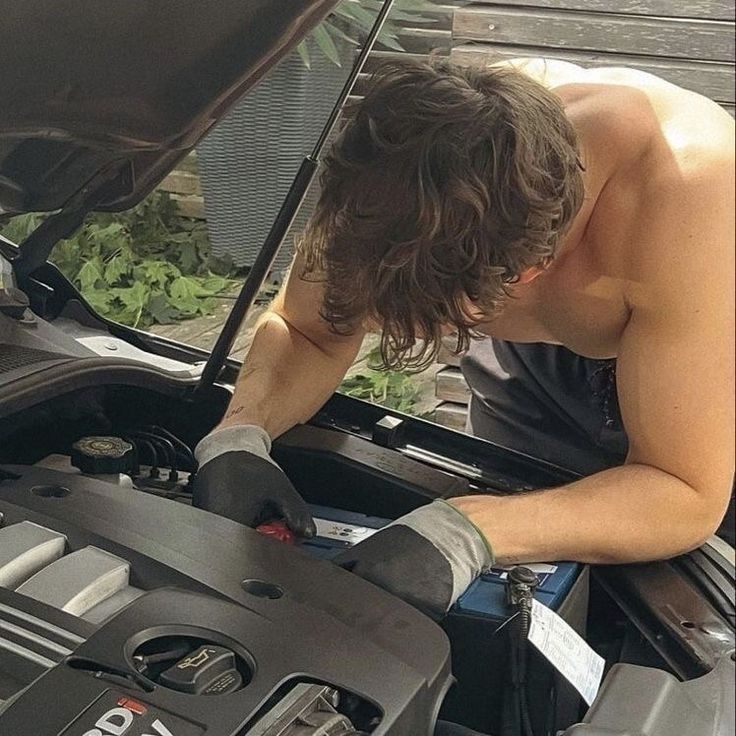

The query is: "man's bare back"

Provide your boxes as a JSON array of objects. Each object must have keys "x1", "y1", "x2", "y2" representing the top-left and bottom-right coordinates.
[{"x1": 480, "y1": 58, "x2": 735, "y2": 360}]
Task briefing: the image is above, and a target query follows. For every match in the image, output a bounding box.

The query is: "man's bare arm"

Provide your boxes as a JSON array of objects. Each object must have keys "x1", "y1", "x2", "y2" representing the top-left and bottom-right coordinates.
[
  {"x1": 219, "y1": 253, "x2": 365, "y2": 438},
  {"x1": 451, "y1": 157, "x2": 735, "y2": 564}
]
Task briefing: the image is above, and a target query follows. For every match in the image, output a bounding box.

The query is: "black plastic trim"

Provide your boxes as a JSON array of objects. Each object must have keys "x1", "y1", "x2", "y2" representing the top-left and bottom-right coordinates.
[{"x1": 0, "y1": 359, "x2": 194, "y2": 419}]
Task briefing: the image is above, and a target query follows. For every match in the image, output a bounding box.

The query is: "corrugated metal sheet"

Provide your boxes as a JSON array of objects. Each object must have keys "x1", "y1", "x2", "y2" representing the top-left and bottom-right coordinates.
[{"x1": 197, "y1": 43, "x2": 346, "y2": 273}]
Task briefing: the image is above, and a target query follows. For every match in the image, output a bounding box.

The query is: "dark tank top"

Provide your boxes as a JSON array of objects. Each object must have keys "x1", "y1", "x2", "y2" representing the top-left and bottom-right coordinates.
[{"x1": 461, "y1": 338, "x2": 629, "y2": 476}]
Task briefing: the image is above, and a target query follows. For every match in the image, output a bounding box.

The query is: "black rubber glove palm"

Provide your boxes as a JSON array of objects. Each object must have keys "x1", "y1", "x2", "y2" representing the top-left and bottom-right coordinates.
[
  {"x1": 191, "y1": 426, "x2": 315, "y2": 538},
  {"x1": 334, "y1": 500, "x2": 494, "y2": 620}
]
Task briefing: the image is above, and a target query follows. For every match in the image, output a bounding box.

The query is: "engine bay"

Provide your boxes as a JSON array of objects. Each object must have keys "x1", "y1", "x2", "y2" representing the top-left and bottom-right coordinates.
[
  {"x1": 1, "y1": 0, "x2": 733, "y2": 722},
  {"x1": 0, "y1": 269, "x2": 733, "y2": 735},
  {"x1": 0, "y1": 422, "x2": 453, "y2": 735}
]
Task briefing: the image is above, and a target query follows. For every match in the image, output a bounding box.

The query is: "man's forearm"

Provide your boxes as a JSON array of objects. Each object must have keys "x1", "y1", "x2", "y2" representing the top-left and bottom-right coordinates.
[
  {"x1": 450, "y1": 463, "x2": 729, "y2": 565},
  {"x1": 219, "y1": 311, "x2": 361, "y2": 438}
]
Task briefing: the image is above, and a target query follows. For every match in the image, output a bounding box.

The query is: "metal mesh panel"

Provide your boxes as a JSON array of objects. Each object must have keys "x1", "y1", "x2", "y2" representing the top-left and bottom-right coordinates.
[
  {"x1": 197, "y1": 42, "x2": 351, "y2": 274},
  {"x1": 0, "y1": 346, "x2": 71, "y2": 374}
]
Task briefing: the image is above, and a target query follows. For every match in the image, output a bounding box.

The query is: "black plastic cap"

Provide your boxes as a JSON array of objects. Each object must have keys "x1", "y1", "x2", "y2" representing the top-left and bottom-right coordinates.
[{"x1": 71, "y1": 436, "x2": 134, "y2": 475}]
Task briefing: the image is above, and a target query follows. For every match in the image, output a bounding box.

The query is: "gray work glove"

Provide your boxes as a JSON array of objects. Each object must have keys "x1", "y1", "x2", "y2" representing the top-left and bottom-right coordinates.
[
  {"x1": 334, "y1": 499, "x2": 494, "y2": 620},
  {"x1": 191, "y1": 425, "x2": 315, "y2": 538}
]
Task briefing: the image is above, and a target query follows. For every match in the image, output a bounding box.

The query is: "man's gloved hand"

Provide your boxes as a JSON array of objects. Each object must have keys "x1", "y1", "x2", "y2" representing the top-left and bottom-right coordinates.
[
  {"x1": 333, "y1": 499, "x2": 494, "y2": 620},
  {"x1": 191, "y1": 425, "x2": 316, "y2": 538}
]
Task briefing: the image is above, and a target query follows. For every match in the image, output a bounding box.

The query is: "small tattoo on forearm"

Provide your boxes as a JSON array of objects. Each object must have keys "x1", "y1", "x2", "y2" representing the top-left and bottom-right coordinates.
[{"x1": 225, "y1": 406, "x2": 245, "y2": 420}]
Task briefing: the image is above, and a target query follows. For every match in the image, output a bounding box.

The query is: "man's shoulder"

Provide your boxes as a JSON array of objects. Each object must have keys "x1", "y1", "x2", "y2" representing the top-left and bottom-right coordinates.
[
  {"x1": 638, "y1": 101, "x2": 734, "y2": 222},
  {"x1": 586, "y1": 91, "x2": 733, "y2": 302},
  {"x1": 620, "y1": 133, "x2": 734, "y2": 310},
  {"x1": 490, "y1": 57, "x2": 733, "y2": 167},
  {"x1": 595, "y1": 80, "x2": 733, "y2": 223}
]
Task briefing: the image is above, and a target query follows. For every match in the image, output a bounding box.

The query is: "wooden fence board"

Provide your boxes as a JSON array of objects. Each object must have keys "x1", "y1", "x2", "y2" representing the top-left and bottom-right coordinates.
[
  {"x1": 465, "y1": 0, "x2": 734, "y2": 22},
  {"x1": 175, "y1": 151, "x2": 199, "y2": 174},
  {"x1": 453, "y1": 6, "x2": 735, "y2": 62},
  {"x1": 436, "y1": 366, "x2": 472, "y2": 403},
  {"x1": 451, "y1": 44, "x2": 735, "y2": 103},
  {"x1": 433, "y1": 401, "x2": 469, "y2": 431},
  {"x1": 169, "y1": 193, "x2": 205, "y2": 219},
  {"x1": 395, "y1": 27, "x2": 453, "y2": 55},
  {"x1": 161, "y1": 170, "x2": 201, "y2": 196},
  {"x1": 437, "y1": 338, "x2": 464, "y2": 367}
]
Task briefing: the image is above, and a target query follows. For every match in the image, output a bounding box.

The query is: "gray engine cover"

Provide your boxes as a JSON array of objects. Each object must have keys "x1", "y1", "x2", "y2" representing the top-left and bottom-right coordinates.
[{"x1": 565, "y1": 653, "x2": 735, "y2": 736}]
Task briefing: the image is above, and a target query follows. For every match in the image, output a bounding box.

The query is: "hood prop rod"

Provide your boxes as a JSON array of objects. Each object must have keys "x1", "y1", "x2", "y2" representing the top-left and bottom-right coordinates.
[{"x1": 195, "y1": 0, "x2": 396, "y2": 394}]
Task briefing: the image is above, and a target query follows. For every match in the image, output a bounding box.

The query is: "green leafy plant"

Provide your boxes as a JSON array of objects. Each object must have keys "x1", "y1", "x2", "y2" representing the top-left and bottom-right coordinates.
[
  {"x1": 340, "y1": 346, "x2": 422, "y2": 414},
  {"x1": 298, "y1": 0, "x2": 435, "y2": 68},
  {"x1": 0, "y1": 192, "x2": 233, "y2": 329}
]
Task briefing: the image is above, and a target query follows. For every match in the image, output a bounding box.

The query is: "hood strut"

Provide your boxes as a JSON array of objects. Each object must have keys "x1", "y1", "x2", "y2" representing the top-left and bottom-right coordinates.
[
  {"x1": 195, "y1": 0, "x2": 396, "y2": 394},
  {"x1": 13, "y1": 207, "x2": 88, "y2": 282}
]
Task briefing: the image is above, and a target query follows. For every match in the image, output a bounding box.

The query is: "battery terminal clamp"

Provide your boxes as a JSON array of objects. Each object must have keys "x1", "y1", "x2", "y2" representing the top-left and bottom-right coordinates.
[{"x1": 506, "y1": 566, "x2": 540, "y2": 608}]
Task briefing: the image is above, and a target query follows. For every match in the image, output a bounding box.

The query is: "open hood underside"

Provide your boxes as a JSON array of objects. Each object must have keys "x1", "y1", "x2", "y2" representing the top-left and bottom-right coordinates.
[{"x1": 0, "y1": 0, "x2": 339, "y2": 217}]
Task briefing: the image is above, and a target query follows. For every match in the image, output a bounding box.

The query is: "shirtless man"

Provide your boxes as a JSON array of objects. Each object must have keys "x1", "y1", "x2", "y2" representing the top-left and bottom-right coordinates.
[{"x1": 191, "y1": 58, "x2": 735, "y2": 620}]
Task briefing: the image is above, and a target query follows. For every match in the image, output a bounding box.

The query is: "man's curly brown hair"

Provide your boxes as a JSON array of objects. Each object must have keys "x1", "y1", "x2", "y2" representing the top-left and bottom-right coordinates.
[{"x1": 299, "y1": 58, "x2": 585, "y2": 369}]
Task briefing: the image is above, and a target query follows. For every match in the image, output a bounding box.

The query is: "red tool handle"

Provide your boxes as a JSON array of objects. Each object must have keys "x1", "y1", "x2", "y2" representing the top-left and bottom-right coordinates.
[{"x1": 256, "y1": 520, "x2": 296, "y2": 544}]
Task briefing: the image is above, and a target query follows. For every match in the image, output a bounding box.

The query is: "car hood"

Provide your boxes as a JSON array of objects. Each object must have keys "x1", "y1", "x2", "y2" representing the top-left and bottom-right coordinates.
[{"x1": 0, "y1": 0, "x2": 338, "y2": 217}]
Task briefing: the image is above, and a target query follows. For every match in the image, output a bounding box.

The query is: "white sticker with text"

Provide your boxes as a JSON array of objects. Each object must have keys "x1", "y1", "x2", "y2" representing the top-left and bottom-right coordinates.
[
  {"x1": 529, "y1": 598, "x2": 605, "y2": 706},
  {"x1": 313, "y1": 518, "x2": 380, "y2": 544}
]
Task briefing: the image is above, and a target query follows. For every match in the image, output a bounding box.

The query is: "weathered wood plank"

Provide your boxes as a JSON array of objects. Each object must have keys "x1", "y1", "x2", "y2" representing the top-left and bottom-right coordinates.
[
  {"x1": 436, "y1": 345, "x2": 462, "y2": 367},
  {"x1": 395, "y1": 27, "x2": 452, "y2": 55},
  {"x1": 175, "y1": 151, "x2": 199, "y2": 174},
  {"x1": 364, "y1": 50, "x2": 437, "y2": 70},
  {"x1": 437, "y1": 336, "x2": 466, "y2": 367},
  {"x1": 451, "y1": 44, "x2": 735, "y2": 103},
  {"x1": 433, "y1": 401, "x2": 469, "y2": 432},
  {"x1": 169, "y1": 193, "x2": 205, "y2": 219},
  {"x1": 453, "y1": 6, "x2": 735, "y2": 62},
  {"x1": 160, "y1": 170, "x2": 201, "y2": 196},
  {"x1": 389, "y1": 1, "x2": 457, "y2": 28},
  {"x1": 435, "y1": 366, "x2": 471, "y2": 403},
  {"x1": 465, "y1": 0, "x2": 734, "y2": 22}
]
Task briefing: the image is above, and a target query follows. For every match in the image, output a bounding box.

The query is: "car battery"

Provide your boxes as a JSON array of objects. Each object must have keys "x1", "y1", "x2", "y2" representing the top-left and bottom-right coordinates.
[
  {"x1": 302, "y1": 504, "x2": 590, "y2": 735},
  {"x1": 303, "y1": 505, "x2": 583, "y2": 616}
]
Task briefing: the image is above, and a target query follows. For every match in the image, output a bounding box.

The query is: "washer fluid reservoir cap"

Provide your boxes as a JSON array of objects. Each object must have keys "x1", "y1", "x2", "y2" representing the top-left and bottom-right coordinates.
[{"x1": 71, "y1": 436, "x2": 134, "y2": 475}]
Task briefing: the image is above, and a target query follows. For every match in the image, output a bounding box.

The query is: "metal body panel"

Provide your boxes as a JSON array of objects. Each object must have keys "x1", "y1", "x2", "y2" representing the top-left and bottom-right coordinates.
[{"x1": 0, "y1": 0, "x2": 340, "y2": 216}]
